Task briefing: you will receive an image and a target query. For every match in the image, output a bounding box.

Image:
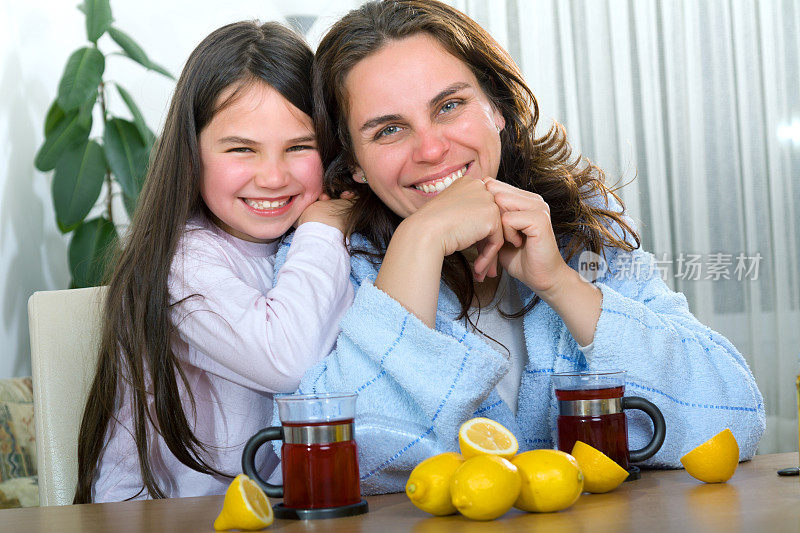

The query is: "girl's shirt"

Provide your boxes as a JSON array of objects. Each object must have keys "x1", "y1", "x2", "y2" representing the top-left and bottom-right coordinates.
[
  {"x1": 93, "y1": 214, "x2": 353, "y2": 501},
  {"x1": 275, "y1": 204, "x2": 765, "y2": 495}
]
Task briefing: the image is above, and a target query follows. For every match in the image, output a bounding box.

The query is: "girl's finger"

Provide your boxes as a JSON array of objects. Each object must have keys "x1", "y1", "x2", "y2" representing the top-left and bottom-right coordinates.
[
  {"x1": 319, "y1": 193, "x2": 331, "y2": 201},
  {"x1": 340, "y1": 190, "x2": 356, "y2": 199}
]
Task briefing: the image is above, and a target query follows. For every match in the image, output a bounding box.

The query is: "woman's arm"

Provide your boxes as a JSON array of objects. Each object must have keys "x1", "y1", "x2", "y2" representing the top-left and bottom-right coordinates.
[{"x1": 374, "y1": 177, "x2": 505, "y2": 327}]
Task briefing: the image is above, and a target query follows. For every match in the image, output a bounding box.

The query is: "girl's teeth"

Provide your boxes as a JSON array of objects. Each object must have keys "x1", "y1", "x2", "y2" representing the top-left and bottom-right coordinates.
[{"x1": 246, "y1": 198, "x2": 289, "y2": 209}]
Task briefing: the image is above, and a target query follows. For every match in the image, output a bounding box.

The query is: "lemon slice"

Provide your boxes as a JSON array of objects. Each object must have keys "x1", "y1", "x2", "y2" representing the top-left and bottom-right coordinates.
[
  {"x1": 214, "y1": 474, "x2": 274, "y2": 531},
  {"x1": 458, "y1": 417, "x2": 519, "y2": 459},
  {"x1": 570, "y1": 440, "x2": 628, "y2": 493},
  {"x1": 680, "y1": 428, "x2": 740, "y2": 483}
]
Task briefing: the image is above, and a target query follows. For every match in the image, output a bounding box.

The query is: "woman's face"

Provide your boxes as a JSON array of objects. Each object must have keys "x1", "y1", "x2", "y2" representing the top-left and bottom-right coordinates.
[
  {"x1": 199, "y1": 81, "x2": 323, "y2": 243},
  {"x1": 344, "y1": 33, "x2": 505, "y2": 219}
]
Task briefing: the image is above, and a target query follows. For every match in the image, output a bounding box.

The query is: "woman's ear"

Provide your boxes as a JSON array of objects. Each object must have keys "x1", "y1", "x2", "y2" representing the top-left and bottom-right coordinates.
[
  {"x1": 352, "y1": 167, "x2": 368, "y2": 184},
  {"x1": 493, "y1": 107, "x2": 506, "y2": 133}
]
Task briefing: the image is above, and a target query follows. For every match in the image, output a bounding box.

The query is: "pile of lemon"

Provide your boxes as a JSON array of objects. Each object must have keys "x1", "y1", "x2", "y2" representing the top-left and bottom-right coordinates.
[{"x1": 406, "y1": 418, "x2": 741, "y2": 521}]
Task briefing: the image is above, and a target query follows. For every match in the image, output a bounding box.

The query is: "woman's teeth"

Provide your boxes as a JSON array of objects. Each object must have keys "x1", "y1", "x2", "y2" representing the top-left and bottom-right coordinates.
[
  {"x1": 413, "y1": 165, "x2": 467, "y2": 193},
  {"x1": 244, "y1": 198, "x2": 289, "y2": 210}
]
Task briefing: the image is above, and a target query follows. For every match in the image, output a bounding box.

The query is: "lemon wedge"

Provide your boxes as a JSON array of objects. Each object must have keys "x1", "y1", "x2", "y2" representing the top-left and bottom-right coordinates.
[
  {"x1": 680, "y1": 428, "x2": 740, "y2": 483},
  {"x1": 570, "y1": 441, "x2": 629, "y2": 493},
  {"x1": 214, "y1": 474, "x2": 274, "y2": 531},
  {"x1": 458, "y1": 417, "x2": 519, "y2": 459}
]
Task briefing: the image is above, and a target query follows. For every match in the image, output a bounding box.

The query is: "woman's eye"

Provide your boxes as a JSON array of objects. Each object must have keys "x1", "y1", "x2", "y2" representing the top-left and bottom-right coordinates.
[
  {"x1": 439, "y1": 100, "x2": 460, "y2": 114},
  {"x1": 227, "y1": 147, "x2": 253, "y2": 153},
  {"x1": 376, "y1": 125, "x2": 401, "y2": 139}
]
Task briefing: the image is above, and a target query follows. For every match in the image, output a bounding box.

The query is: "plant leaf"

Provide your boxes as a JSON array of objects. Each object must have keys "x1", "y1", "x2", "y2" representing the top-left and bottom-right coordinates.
[
  {"x1": 114, "y1": 83, "x2": 155, "y2": 146},
  {"x1": 108, "y1": 27, "x2": 174, "y2": 79},
  {"x1": 83, "y1": 0, "x2": 113, "y2": 43},
  {"x1": 103, "y1": 117, "x2": 148, "y2": 199},
  {"x1": 69, "y1": 217, "x2": 118, "y2": 288},
  {"x1": 57, "y1": 47, "x2": 104, "y2": 111},
  {"x1": 35, "y1": 106, "x2": 93, "y2": 171},
  {"x1": 53, "y1": 140, "x2": 106, "y2": 233},
  {"x1": 44, "y1": 101, "x2": 66, "y2": 137}
]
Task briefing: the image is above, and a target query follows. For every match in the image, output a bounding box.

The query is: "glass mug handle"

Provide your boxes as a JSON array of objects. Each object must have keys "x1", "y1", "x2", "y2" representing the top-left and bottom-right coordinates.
[
  {"x1": 621, "y1": 396, "x2": 666, "y2": 462},
  {"x1": 241, "y1": 426, "x2": 284, "y2": 497}
]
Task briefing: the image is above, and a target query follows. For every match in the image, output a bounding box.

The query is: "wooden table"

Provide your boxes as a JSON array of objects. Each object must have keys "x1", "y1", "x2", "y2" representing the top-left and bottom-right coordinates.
[{"x1": 2, "y1": 453, "x2": 798, "y2": 532}]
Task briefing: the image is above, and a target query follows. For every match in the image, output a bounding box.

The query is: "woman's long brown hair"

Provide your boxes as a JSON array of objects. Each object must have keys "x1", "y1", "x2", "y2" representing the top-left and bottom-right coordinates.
[
  {"x1": 314, "y1": 0, "x2": 640, "y2": 318},
  {"x1": 74, "y1": 21, "x2": 315, "y2": 503}
]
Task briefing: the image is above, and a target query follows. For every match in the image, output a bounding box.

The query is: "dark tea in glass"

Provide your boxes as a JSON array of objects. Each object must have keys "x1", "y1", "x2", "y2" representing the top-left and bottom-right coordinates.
[
  {"x1": 555, "y1": 385, "x2": 630, "y2": 469},
  {"x1": 242, "y1": 393, "x2": 368, "y2": 519},
  {"x1": 552, "y1": 370, "x2": 666, "y2": 472},
  {"x1": 281, "y1": 419, "x2": 361, "y2": 509}
]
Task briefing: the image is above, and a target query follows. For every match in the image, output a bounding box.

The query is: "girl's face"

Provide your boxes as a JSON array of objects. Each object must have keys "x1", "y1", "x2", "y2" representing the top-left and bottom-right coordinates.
[
  {"x1": 199, "y1": 81, "x2": 322, "y2": 243},
  {"x1": 344, "y1": 33, "x2": 505, "y2": 219}
]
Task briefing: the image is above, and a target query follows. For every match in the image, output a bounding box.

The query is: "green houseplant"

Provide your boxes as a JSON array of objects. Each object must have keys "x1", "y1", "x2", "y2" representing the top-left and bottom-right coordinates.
[{"x1": 34, "y1": 0, "x2": 172, "y2": 288}]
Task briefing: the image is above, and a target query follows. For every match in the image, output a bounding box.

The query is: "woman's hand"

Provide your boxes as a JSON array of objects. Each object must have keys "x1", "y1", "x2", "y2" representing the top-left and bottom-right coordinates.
[
  {"x1": 485, "y1": 178, "x2": 601, "y2": 346},
  {"x1": 407, "y1": 177, "x2": 505, "y2": 281},
  {"x1": 374, "y1": 177, "x2": 504, "y2": 327},
  {"x1": 484, "y1": 178, "x2": 570, "y2": 296}
]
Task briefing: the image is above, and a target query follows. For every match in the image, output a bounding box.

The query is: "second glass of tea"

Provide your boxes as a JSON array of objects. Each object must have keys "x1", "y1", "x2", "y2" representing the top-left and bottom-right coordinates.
[{"x1": 552, "y1": 370, "x2": 666, "y2": 472}]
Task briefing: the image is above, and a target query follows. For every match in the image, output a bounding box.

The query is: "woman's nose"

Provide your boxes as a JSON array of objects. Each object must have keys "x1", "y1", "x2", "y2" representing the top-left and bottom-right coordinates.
[{"x1": 412, "y1": 126, "x2": 450, "y2": 164}]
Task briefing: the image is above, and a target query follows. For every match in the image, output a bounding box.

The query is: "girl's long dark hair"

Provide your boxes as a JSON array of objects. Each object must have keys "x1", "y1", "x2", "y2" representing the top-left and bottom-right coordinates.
[
  {"x1": 74, "y1": 21, "x2": 314, "y2": 503},
  {"x1": 314, "y1": 0, "x2": 640, "y2": 317}
]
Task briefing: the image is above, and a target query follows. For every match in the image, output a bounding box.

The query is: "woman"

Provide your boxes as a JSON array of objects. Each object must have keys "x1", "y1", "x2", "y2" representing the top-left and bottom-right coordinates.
[{"x1": 283, "y1": 0, "x2": 764, "y2": 494}]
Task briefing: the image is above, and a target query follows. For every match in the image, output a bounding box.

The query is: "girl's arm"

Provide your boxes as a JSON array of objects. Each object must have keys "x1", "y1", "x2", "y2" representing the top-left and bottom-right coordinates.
[{"x1": 169, "y1": 222, "x2": 353, "y2": 393}]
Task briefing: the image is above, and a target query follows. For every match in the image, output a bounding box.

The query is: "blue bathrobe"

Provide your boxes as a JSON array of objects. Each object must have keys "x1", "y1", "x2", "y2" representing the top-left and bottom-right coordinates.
[{"x1": 272, "y1": 214, "x2": 765, "y2": 495}]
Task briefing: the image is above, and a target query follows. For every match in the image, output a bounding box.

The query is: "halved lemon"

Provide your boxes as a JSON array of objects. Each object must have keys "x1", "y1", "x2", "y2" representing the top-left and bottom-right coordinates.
[
  {"x1": 680, "y1": 428, "x2": 740, "y2": 483},
  {"x1": 570, "y1": 440, "x2": 629, "y2": 493},
  {"x1": 458, "y1": 417, "x2": 519, "y2": 459},
  {"x1": 214, "y1": 474, "x2": 274, "y2": 531}
]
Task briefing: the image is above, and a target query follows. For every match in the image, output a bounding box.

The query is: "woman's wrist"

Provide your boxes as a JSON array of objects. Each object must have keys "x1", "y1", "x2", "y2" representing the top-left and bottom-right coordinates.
[{"x1": 539, "y1": 267, "x2": 602, "y2": 347}]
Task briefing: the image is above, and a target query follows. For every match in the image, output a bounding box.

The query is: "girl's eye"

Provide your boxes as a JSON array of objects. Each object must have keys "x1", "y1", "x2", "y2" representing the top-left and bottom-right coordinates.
[
  {"x1": 227, "y1": 147, "x2": 253, "y2": 153},
  {"x1": 287, "y1": 145, "x2": 314, "y2": 152},
  {"x1": 375, "y1": 125, "x2": 401, "y2": 140}
]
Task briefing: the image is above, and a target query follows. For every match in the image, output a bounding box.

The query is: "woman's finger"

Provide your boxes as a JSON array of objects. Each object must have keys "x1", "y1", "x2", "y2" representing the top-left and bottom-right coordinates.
[{"x1": 473, "y1": 223, "x2": 504, "y2": 280}]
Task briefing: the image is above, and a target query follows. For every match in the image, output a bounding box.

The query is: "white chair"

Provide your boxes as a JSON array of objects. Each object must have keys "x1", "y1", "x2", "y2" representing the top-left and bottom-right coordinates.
[{"x1": 28, "y1": 286, "x2": 107, "y2": 506}]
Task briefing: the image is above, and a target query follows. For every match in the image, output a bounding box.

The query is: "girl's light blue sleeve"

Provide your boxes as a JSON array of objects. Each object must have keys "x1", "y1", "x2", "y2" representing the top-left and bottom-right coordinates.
[
  {"x1": 582, "y1": 245, "x2": 765, "y2": 467},
  {"x1": 281, "y1": 279, "x2": 511, "y2": 494}
]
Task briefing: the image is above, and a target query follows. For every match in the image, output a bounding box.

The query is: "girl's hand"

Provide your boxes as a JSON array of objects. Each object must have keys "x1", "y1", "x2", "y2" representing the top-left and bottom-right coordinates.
[
  {"x1": 295, "y1": 192, "x2": 355, "y2": 233},
  {"x1": 405, "y1": 177, "x2": 504, "y2": 280},
  {"x1": 484, "y1": 178, "x2": 571, "y2": 298}
]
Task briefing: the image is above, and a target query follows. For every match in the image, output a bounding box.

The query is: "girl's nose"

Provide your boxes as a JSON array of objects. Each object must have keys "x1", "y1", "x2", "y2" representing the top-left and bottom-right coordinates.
[
  {"x1": 412, "y1": 126, "x2": 450, "y2": 164},
  {"x1": 253, "y1": 160, "x2": 289, "y2": 189}
]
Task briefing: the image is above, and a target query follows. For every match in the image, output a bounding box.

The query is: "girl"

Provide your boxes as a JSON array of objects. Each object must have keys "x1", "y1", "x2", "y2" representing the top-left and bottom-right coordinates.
[
  {"x1": 74, "y1": 21, "x2": 354, "y2": 502},
  {"x1": 288, "y1": 0, "x2": 765, "y2": 493}
]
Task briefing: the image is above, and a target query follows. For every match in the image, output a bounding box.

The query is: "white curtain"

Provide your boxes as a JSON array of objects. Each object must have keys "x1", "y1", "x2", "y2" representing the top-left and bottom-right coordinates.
[{"x1": 285, "y1": 0, "x2": 800, "y2": 453}]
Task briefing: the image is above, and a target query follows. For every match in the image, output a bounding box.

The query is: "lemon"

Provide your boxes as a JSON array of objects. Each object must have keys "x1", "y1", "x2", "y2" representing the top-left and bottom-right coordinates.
[
  {"x1": 458, "y1": 417, "x2": 519, "y2": 459},
  {"x1": 214, "y1": 474, "x2": 274, "y2": 531},
  {"x1": 512, "y1": 449, "x2": 583, "y2": 513},
  {"x1": 570, "y1": 441, "x2": 629, "y2": 493},
  {"x1": 406, "y1": 452, "x2": 465, "y2": 515},
  {"x1": 680, "y1": 428, "x2": 740, "y2": 483},
  {"x1": 450, "y1": 455, "x2": 521, "y2": 520}
]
